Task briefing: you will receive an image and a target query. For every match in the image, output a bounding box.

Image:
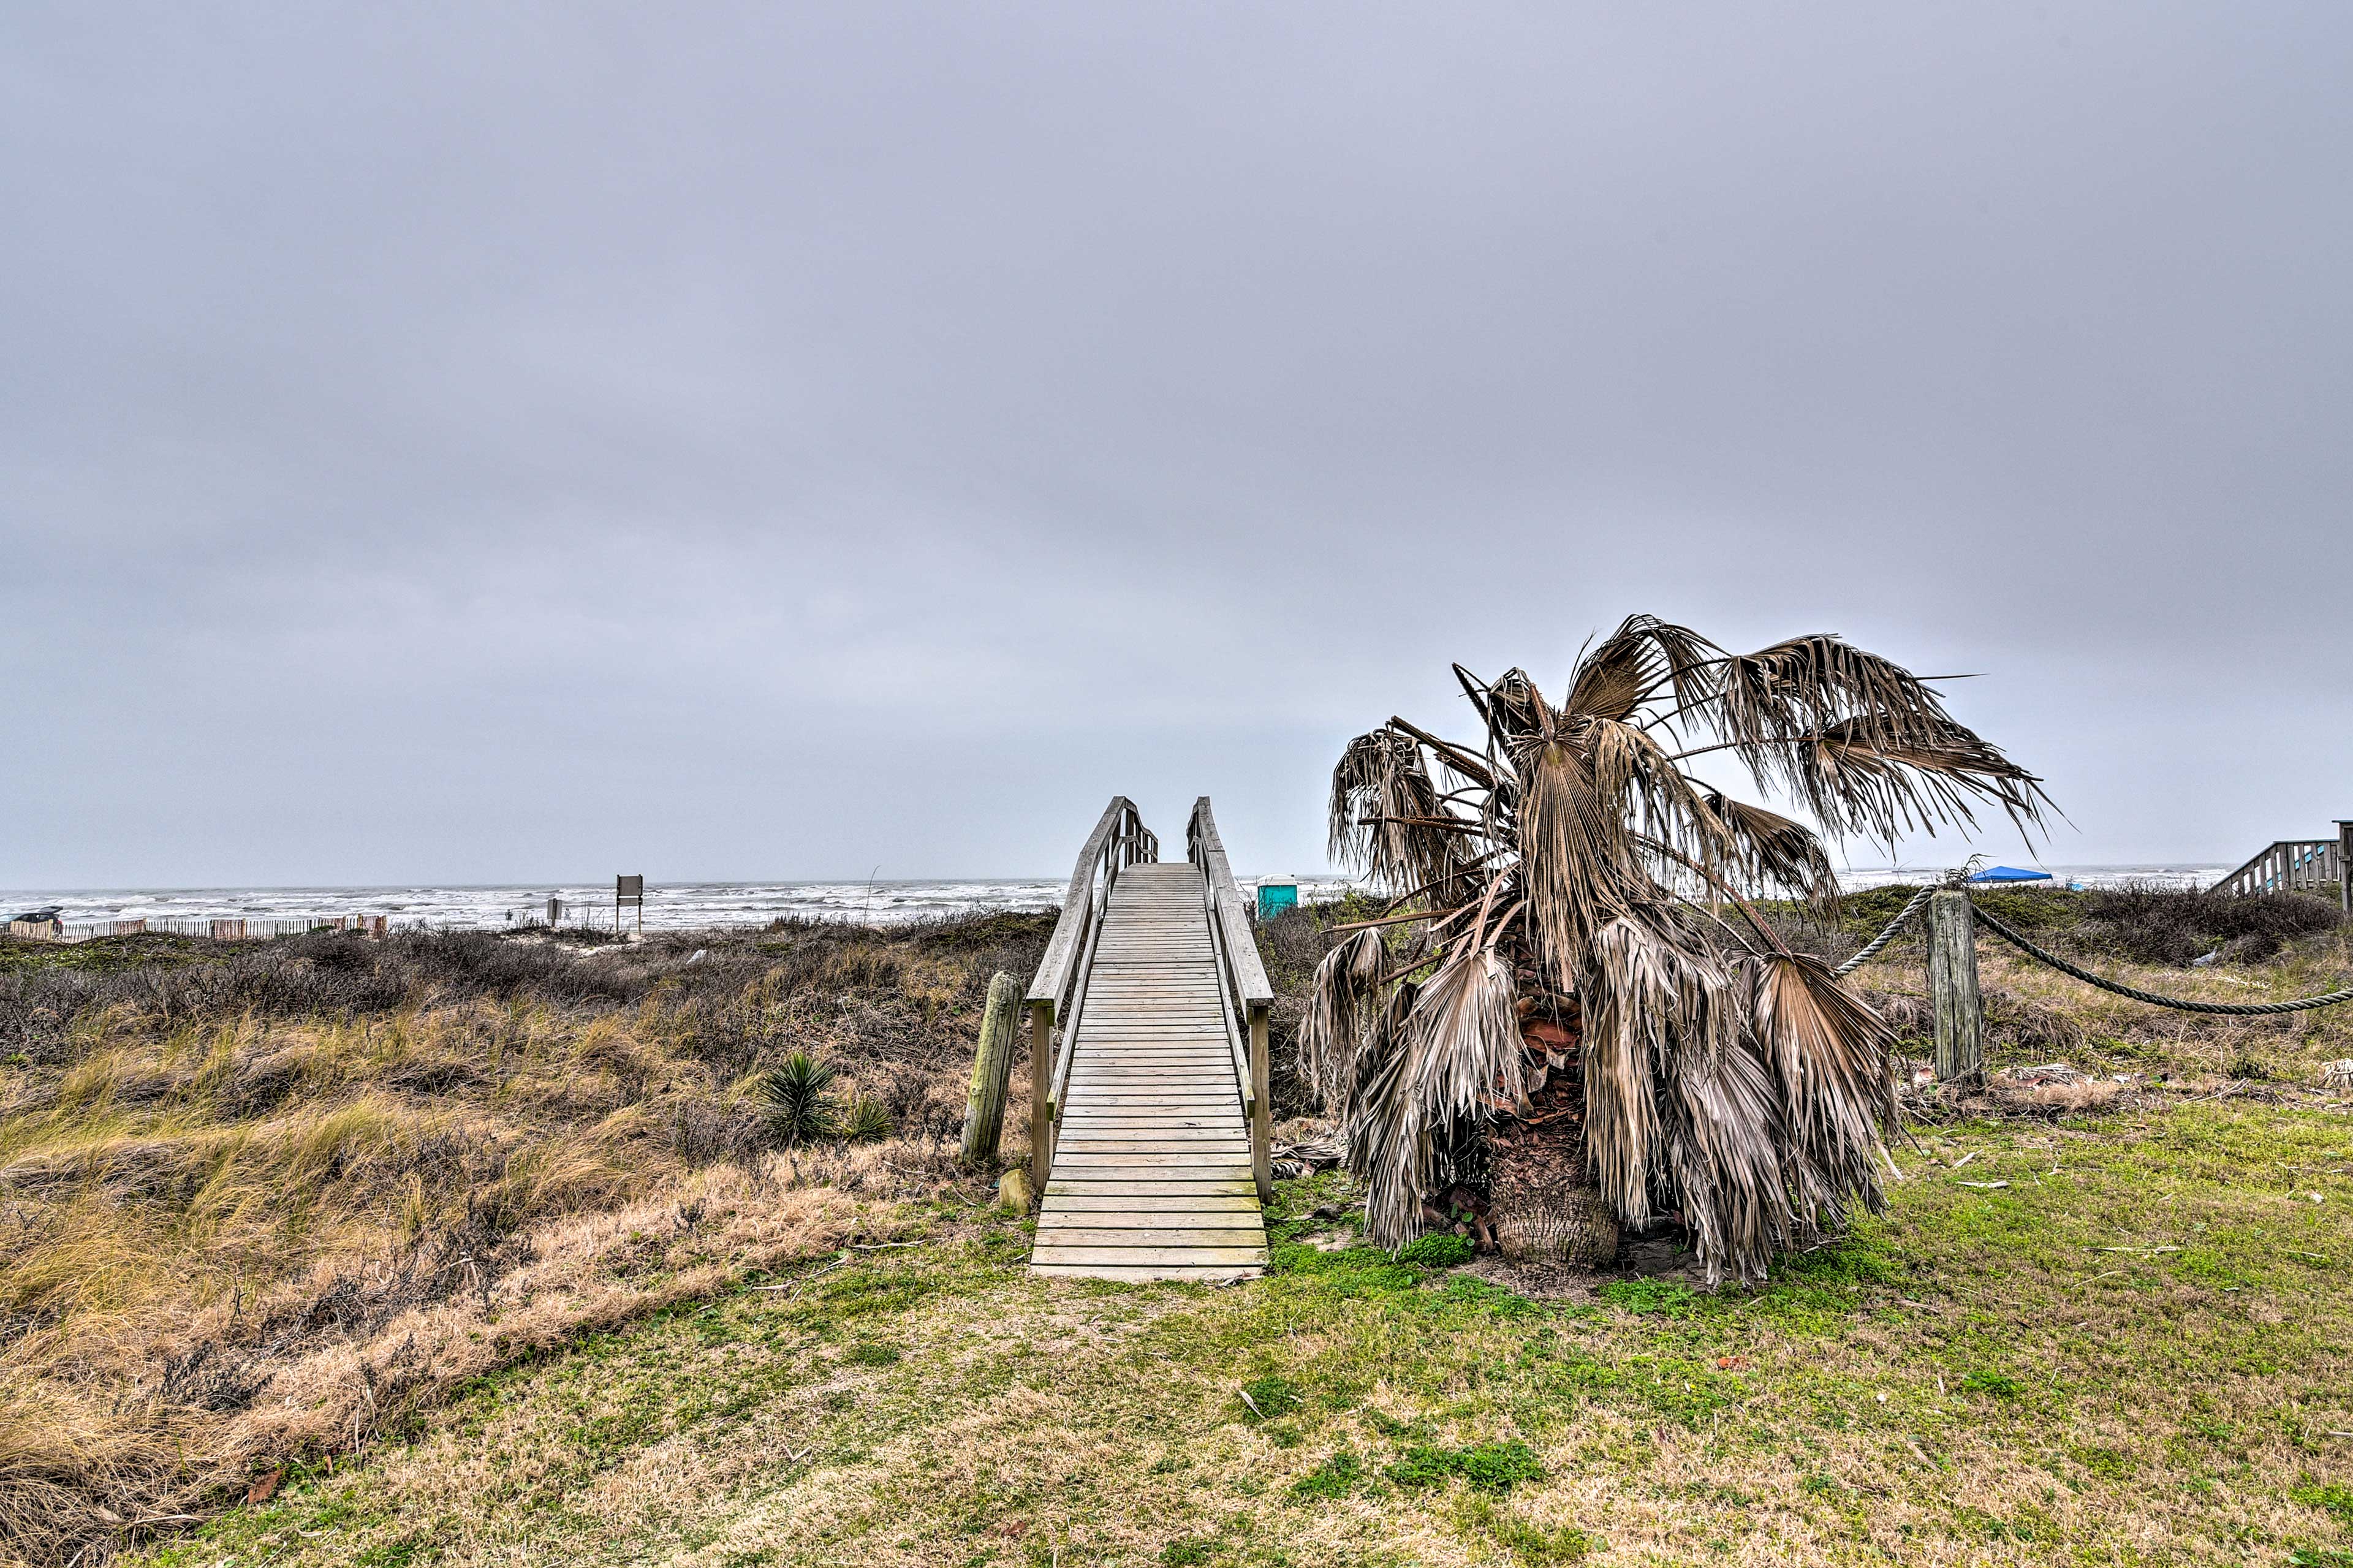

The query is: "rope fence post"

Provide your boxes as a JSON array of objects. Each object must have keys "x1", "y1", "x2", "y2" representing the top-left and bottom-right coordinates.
[
  {"x1": 959, "y1": 972, "x2": 1022, "y2": 1167},
  {"x1": 1928, "y1": 890, "x2": 1983, "y2": 1082},
  {"x1": 2338, "y1": 819, "x2": 2353, "y2": 914}
]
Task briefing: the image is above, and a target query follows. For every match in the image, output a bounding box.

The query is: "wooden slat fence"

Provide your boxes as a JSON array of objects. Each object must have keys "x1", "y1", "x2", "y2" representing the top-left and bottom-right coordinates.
[
  {"x1": 2211, "y1": 837, "x2": 2346, "y2": 903},
  {"x1": 5, "y1": 915, "x2": 390, "y2": 943}
]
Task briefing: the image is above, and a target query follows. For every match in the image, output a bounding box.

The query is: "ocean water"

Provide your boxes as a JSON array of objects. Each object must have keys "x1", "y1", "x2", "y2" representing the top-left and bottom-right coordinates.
[
  {"x1": 1833, "y1": 863, "x2": 2226, "y2": 893},
  {"x1": 1, "y1": 876, "x2": 1363, "y2": 932},
  {"x1": 4, "y1": 865, "x2": 2225, "y2": 932}
]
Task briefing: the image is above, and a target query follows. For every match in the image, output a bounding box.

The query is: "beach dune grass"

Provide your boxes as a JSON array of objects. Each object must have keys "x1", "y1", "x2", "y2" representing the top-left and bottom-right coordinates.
[
  {"x1": 0, "y1": 915, "x2": 1051, "y2": 1564},
  {"x1": 134, "y1": 1096, "x2": 2353, "y2": 1567},
  {"x1": 8, "y1": 890, "x2": 2353, "y2": 1563}
]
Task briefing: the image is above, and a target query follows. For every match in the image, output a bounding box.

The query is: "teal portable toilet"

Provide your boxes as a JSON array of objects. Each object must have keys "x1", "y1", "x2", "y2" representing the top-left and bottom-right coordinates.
[{"x1": 1256, "y1": 877, "x2": 1299, "y2": 921}]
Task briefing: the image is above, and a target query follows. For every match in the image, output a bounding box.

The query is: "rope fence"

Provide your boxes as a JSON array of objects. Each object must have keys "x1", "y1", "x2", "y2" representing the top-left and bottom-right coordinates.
[
  {"x1": 1834, "y1": 885, "x2": 2353, "y2": 1015},
  {"x1": 1966, "y1": 903, "x2": 2353, "y2": 1016},
  {"x1": 1831, "y1": 884, "x2": 1938, "y2": 976}
]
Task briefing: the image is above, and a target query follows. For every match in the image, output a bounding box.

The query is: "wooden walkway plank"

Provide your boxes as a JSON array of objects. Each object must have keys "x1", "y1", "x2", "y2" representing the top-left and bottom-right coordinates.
[
  {"x1": 1030, "y1": 857, "x2": 1270, "y2": 1281},
  {"x1": 1030, "y1": 856, "x2": 1270, "y2": 1278}
]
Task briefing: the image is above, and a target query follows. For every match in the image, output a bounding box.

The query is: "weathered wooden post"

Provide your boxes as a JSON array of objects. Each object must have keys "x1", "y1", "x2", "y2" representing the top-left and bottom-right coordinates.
[
  {"x1": 1028, "y1": 999, "x2": 1054, "y2": 1191},
  {"x1": 959, "y1": 972, "x2": 1022, "y2": 1165},
  {"x1": 2337, "y1": 820, "x2": 2353, "y2": 913},
  {"x1": 1927, "y1": 890, "x2": 1984, "y2": 1082},
  {"x1": 1249, "y1": 1001, "x2": 1273, "y2": 1203}
]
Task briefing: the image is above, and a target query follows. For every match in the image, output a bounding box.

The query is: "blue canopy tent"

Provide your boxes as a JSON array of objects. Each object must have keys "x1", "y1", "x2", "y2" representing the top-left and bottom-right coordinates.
[{"x1": 1966, "y1": 866, "x2": 2052, "y2": 885}]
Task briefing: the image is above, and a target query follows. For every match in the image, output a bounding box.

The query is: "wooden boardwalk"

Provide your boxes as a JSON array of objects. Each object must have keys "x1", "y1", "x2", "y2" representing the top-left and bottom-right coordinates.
[{"x1": 1031, "y1": 860, "x2": 1271, "y2": 1281}]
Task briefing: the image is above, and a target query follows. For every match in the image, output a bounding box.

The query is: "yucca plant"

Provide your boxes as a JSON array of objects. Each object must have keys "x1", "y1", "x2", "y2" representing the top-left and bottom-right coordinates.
[
  {"x1": 843, "y1": 1093, "x2": 894, "y2": 1142},
  {"x1": 1305, "y1": 615, "x2": 2049, "y2": 1283},
  {"x1": 758, "y1": 1051, "x2": 841, "y2": 1145}
]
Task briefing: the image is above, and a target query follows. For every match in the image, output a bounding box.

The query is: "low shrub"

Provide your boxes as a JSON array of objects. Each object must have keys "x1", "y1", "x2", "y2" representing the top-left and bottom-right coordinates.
[
  {"x1": 2075, "y1": 885, "x2": 2342, "y2": 966},
  {"x1": 759, "y1": 1051, "x2": 843, "y2": 1143},
  {"x1": 1397, "y1": 1232, "x2": 1474, "y2": 1268}
]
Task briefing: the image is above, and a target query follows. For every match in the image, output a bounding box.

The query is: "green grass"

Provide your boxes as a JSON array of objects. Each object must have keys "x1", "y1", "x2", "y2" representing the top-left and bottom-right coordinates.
[{"x1": 134, "y1": 1097, "x2": 2353, "y2": 1566}]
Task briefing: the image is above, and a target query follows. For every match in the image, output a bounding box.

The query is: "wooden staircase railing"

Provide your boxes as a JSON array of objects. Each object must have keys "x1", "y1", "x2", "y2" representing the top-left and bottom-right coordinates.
[
  {"x1": 2211, "y1": 825, "x2": 2351, "y2": 907},
  {"x1": 1187, "y1": 797, "x2": 1276, "y2": 1202},
  {"x1": 1025, "y1": 797, "x2": 1158, "y2": 1189}
]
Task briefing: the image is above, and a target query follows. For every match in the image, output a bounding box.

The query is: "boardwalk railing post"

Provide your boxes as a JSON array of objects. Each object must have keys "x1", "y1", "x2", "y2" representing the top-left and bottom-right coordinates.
[
  {"x1": 2338, "y1": 820, "x2": 2353, "y2": 913},
  {"x1": 961, "y1": 972, "x2": 1022, "y2": 1166},
  {"x1": 1928, "y1": 890, "x2": 1984, "y2": 1082},
  {"x1": 1028, "y1": 999, "x2": 1054, "y2": 1192},
  {"x1": 1249, "y1": 1002, "x2": 1273, "y2": 1203}
]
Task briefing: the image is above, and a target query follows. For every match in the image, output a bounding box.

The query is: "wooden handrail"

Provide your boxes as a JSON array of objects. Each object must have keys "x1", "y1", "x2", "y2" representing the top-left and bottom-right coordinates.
[
  {"x1": 2212, "y1": 838, "x2": 2340, "y2": 898},
  {"x1": 1028, "y1": 797, "x2": 1134, "y2": 1012},
  {"x1": 1027, "y1": 796, "x2": 1159, "y2": 1190},
  {"x1": 1188, "y1": 797, "x2": 1275, "y2": 1200},
  {"x1": 1186, "y1": 798, "x2": 1274, "y2": 1007},
  {"x1": 1048, "y1": 858, "x2": 1113, "y2": 1121},
  {"x1": 1203, "y1": 877, "x2": 1256, "y2": 1120}
]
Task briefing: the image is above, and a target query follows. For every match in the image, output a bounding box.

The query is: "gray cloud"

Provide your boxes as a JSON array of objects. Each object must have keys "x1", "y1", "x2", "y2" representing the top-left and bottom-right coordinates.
[{"x1": 6, "y1": 2, "x2": 2349, "y2": 885}]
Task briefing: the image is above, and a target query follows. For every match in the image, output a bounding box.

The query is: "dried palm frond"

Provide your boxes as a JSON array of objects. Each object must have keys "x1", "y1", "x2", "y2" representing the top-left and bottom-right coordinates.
[
  {"x1": 1328, "y1": 727, "x2": 1478, "y2": 902},
  {"x1": 1344, "y1": 982, "x2": 1422, "y2": 1246},
  {"x1": 1747, "y1": 953, "x2": 1897, "y2": 1232},
  {"x1": 1323, "y1": 618, "x2": 2048, "y2": 1282},
  {"x1": 1700, "y1": 790, "x2": 1838, "y2": 909},
  {"x1": 1298, "y1": 928, "x2": 1387, "y2": 1116},
  {"x1": 1505, "y1": 692, "x2": 1643, "y2": 990},
  {"x1": 1350, "y1": 941, "x2": 1520, "y2": 1249},
  {"x1": 1403, "y1": 940, "x2": 1523, "y2": 1131},
  {"x1": 1578, "y1": 916, "x2": 1737, "y2": 1228},
  {"x1": 1659, "y1": 1033, "x2": 1789, "y2": 1284},
  {"x1": 1567, "y1": 614, "x2": 1724, "y2": 724},
  {"x1": 1796, "y1": 719, "x2": 2051, "y2": 842},
  {"x1": 1681, "y1": 635, "x2": 2053, "y2": 841}
]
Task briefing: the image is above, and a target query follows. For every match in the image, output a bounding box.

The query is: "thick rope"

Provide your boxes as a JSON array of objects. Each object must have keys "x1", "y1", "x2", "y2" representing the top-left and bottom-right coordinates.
[
  {"x1": 1830, "y1": 882, "x2": 2353, "y2": 1013},
  {"x1": 1832, "y1": 884, "x2": 1938, "y2": 976},
  {"x1": 1966, "y1": 902, "x2": 2353, "y2": 1016}
]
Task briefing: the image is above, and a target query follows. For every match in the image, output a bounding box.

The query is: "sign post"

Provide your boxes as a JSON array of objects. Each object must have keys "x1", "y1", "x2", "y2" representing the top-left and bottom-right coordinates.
[{"x1": 615, "y1": 875, "x2": 644, "y2": 936}]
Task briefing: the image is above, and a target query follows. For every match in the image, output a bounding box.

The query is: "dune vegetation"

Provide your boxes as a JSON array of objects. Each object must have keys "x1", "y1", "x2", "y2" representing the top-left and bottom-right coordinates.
[
  {"x1": 132, "y1": 1096, "x2": 2353, "y2": 1568},
  {"x1": 3, "y1": 880, "x2": 2351, "y2": 1566},
  {"x1": 0, "y1": 916, "x2": 1050, "y2": 1564}
]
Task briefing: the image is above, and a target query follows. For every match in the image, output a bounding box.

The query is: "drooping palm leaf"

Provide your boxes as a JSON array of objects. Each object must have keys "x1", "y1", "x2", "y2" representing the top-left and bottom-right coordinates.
[
  {"x1": 1797, "y1": 719, "x2": 2051, "y2": 842},
  {"x1": 1344, "y1": 981, "x2": 1423, "y2": 1248},
  {"x1": 1700, "y1": 790, "x2": 1840, "y2": 908},
  {"x1": 1748, "y1": 953, "x2": 1898, "y2": 1232},
  {"x1": 1298, "y1": 928, "x2": 1388, "y2": 1116},
  {"x1": 1578, "y1": 915, "x2": 1738, "y2": 1229},
  {"x1": 1658, "y1": 1032, "x2": 1790, "y2": 1284},
  {"x1": 1328, "y1": 727, "x2": 1479, "y2": 903},
  {"x1": 1322, "y1": 619, "x2": 2046, "y2": 1282}
]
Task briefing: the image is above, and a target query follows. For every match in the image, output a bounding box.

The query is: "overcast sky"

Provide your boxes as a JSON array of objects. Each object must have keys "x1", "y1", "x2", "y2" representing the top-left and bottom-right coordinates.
[{"x1": 5, "y1": 2, "x2": 2349, "y2": 888}]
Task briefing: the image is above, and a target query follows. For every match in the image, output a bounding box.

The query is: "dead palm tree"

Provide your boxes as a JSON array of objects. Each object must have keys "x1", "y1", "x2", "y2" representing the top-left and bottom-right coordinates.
[{"x1": 1303, "y1": 616, "x2": 2049, "y2": 1283}]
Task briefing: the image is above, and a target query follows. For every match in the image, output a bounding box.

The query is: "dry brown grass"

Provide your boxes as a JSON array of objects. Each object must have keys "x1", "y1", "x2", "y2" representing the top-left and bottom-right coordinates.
[
  {"x1": 131, "y1": 1094, "x2": 2353, "y2": 1567},
  {"x1": 18, "y1": 902, "x2": 2353, "y2": 1565},
  {"x1": 0, "y1": 915, "x2": 1049, "y2": 1566},
  {"x1": 1852, "y1": 928, "x2": 2353, "y2": 1088}
]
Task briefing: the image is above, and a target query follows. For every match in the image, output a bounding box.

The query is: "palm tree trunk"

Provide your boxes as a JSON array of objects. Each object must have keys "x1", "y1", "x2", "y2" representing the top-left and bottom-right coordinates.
[{"x1": 1485, "y1": 1007, "x2": 1618, "y2": 1266}]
